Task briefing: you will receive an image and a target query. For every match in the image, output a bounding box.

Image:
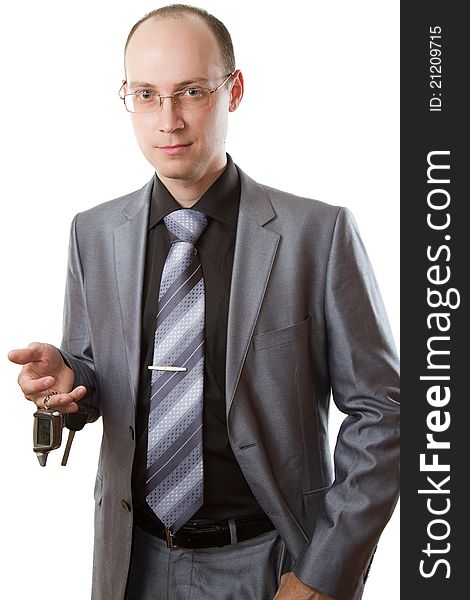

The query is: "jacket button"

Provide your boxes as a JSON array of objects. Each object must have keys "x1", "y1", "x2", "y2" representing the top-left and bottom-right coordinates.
[
  {"x1": 129, "y1": 426, "x2": 135, "y2": 440},
  {"x1": 121, "y1": 499, "x2": 132, "y2": 513}
]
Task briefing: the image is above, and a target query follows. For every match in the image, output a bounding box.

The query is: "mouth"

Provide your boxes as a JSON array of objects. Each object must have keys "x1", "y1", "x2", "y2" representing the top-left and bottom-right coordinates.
[{"x1": 157, "y1": 143, "x2": 192, "y2": 155}]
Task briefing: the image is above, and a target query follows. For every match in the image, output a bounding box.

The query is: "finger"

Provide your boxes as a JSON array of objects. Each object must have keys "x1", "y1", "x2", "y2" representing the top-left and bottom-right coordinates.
[
  {"x1": 8, "y1": 347, "x2": 37, "y2": 365},
  {"x1": 9, "y1": 342, "x2": 56, "y2": 365},
  {"x1": 53, "y1": 401, "x2": 79, "y2": 414},
  {"x1": 44, "y1": 386, "x2": 87, "y2": 412},
  {"x1": 18, "y1": 374, "x2": 56, "y2": 398}
]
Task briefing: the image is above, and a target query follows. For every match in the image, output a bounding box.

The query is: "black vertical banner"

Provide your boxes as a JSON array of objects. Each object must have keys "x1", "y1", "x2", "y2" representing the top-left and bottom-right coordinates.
[{"x1": 401, "y1": 2, "x2": 467, "y2": 598}]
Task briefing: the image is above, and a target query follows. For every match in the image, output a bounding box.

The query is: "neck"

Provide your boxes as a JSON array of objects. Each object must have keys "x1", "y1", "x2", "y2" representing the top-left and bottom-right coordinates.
[{"x1": 158, "y1": 157, "x2": 227, "y2": 208}]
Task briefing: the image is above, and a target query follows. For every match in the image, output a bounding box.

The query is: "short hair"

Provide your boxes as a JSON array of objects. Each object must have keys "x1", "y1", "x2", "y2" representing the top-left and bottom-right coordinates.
[{"x1": 124, "y1": 4, "x2": 236, "y2": 74}]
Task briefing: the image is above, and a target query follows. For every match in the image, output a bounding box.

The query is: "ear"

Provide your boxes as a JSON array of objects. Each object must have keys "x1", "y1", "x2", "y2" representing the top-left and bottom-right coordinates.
[
  {"x1": 119, "y1": 79, "x2": 127, "y2": 97},
  {"x1": 229, "y1": 70, "x2": 244, "y2": 112}
]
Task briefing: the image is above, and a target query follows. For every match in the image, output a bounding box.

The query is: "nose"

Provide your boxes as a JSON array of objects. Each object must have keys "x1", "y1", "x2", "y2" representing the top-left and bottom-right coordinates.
[{"x1": 157, "y1": 96, "x2": 185, "y2": 133}]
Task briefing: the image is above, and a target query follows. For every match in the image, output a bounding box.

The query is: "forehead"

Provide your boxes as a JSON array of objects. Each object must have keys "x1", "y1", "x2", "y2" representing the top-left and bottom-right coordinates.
[{"x1": 125, "y1": 15, "x2": 224, "y2": 86}]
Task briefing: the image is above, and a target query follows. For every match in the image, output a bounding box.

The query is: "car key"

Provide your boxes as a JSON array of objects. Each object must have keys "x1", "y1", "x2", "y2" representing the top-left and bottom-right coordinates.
[
  {"x1": 61, "y1": 430, "x2": 76, "y2": 466},
  {"x1": 61, "y1": 406, "x2": 88, "y2": 466}
]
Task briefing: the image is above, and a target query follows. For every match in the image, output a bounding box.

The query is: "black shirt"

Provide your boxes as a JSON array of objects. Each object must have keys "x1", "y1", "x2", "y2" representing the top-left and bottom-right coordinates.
[{"x1": 132, "y1": 154, "x2": 263, "y2": 522}]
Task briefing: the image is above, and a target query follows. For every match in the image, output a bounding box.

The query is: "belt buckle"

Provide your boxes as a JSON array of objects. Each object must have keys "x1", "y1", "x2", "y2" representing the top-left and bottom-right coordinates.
[{"x1": 165, "y1": 527, "x2": 177, "y2": 550}]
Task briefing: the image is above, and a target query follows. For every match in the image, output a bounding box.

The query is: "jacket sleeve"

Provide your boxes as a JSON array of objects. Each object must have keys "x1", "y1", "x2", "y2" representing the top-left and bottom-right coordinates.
[
  {"x1": 60, "y1": 214, "x2": 100, "y2": 423},
  {"x1": 293, "y1": 207, "x2": 400, "y2": 600}
]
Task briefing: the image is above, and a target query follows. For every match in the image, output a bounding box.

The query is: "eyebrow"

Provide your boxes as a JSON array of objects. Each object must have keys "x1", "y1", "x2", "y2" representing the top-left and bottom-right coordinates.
[{"x1": 128, "y1": 78, "x2": 209, "y2": 89}]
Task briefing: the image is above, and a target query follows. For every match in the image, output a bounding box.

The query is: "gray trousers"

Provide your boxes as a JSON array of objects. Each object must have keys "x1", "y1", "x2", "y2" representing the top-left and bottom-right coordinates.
[{"x1": 125, "y1": 525, "x2": 290, "y2": 600}]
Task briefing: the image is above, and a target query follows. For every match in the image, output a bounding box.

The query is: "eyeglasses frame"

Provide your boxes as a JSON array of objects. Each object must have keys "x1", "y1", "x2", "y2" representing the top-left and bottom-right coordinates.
[{"x1": 119, "y1": 71, "x2": 235, "y2": 113}]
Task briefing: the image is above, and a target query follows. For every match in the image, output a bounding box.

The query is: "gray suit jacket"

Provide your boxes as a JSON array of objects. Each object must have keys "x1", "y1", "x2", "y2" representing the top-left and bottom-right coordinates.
[{"x1": 60, "y1": 164, "x2": 400, "y2": 600}]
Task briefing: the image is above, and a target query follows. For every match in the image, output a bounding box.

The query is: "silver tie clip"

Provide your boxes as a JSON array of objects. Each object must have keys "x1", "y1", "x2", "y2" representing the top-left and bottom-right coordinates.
[{"x1": 148, "y1": 365, "x2": 187, "y2": 372}]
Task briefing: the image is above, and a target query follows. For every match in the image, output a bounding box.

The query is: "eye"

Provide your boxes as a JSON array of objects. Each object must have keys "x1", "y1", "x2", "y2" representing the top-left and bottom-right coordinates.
[
  {"x1": 183, "y1": 87, "x2": 204, "y2": 98},
  {"x1": 136, "y1": 89, "x2": 156, "y2": 102}
]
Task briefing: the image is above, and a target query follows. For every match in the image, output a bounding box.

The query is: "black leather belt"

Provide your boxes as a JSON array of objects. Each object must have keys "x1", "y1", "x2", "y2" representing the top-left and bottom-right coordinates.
[{"x1": 134, "y1": 510, "x2": 274, "y2": 549}]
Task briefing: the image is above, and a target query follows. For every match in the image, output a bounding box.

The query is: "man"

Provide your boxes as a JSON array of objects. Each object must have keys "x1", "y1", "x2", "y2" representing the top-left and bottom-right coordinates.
[{"x1": 8, "y1": 5, "x2": 399, "y2": 600}]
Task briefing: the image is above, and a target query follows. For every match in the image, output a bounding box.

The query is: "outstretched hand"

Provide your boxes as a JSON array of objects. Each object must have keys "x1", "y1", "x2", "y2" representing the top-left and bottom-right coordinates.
[{"x1": 8, "y1": 342, "x2": 86, "y2": 412}]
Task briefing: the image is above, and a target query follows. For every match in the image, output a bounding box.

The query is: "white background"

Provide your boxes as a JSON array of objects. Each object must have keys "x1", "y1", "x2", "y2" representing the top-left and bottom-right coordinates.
[{"x1": 0, "y1": 1, "x2": 399, "y2": 598}]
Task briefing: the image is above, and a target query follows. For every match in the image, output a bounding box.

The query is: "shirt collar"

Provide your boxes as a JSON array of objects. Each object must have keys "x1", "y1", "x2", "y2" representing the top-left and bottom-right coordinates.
[{"x1": 149, "y1": 153, "x2": 240, "y2": 230}]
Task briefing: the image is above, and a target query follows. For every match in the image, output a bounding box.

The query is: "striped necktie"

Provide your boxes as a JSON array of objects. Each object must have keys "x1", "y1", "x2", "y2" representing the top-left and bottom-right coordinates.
[{"x1": 146, "y1": 209, "x2": 208, "y2": 533}]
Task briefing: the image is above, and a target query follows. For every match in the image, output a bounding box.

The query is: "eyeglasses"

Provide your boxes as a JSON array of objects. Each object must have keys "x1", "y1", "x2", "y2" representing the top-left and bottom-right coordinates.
[{"x1": 119, "y1": 72, "x2": 234, "y2": 113}]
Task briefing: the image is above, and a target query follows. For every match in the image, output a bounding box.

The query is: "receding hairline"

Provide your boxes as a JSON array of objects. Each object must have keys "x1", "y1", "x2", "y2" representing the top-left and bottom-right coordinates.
[
  {"x1": 126, "y1": 13, "x2": 219, "y2": 58},
  {"x1": 124, "y1": 5, "x2": 236, "y2": 75},
  {"x1": 129, "y1": 12, "x2": 196, "y2": 46}
]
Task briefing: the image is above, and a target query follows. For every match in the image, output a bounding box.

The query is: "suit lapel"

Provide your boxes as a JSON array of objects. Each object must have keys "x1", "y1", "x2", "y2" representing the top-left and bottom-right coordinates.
[
  {"x1": 113, "y1": 179, "x2": 152, "y2": 407},
  {"x1": 226, "y1": 167, "x2": 280, "y2": 415}
]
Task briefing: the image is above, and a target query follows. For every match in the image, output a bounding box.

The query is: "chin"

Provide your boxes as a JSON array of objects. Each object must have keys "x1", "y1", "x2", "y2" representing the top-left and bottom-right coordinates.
[
  {"x1": 152, "y1": 152, "x2": 207, "y2": 181},
  {"x1": 154, "y1": 162, "x2": 196, "y2": 182}
]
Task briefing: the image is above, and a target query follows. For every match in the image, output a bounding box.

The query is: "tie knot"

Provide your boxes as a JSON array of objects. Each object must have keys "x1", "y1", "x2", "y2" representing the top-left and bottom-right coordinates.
[{"x1": 164, "y1": 209, "x2": 208, "y2": 245}]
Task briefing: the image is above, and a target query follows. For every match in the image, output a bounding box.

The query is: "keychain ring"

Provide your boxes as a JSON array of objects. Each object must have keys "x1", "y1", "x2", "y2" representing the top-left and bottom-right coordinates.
[{"x1": 43, "y1": 391, "x2": 58, "y2": 410}]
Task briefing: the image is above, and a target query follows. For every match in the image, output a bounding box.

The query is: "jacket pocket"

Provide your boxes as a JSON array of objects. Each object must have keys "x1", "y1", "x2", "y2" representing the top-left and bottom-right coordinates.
[{"x1": 252, "y1": 315, "x2": 311, "y2": 351}]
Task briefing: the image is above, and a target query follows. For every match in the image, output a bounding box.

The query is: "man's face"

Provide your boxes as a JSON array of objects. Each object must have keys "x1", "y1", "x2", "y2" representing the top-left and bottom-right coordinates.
[{"x1": 124, "y1": 15, "x2": 237, "y2": 184}]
